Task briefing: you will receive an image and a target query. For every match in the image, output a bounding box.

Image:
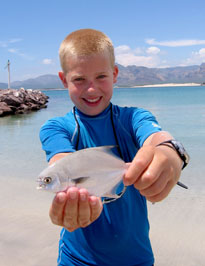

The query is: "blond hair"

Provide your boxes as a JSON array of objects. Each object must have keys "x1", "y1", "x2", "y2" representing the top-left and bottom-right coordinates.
[{"x1": 59, "y1": 29, "x2": 115, "y2": 73}]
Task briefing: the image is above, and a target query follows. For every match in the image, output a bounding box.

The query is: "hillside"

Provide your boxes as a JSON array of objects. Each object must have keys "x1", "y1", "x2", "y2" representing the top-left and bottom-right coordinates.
[
  {"x1": 1, "y1": 63, "x2": 205, "y2": 89},
  {"x1": 0, "y1": 83, "x2": 8, "y2": 89}
]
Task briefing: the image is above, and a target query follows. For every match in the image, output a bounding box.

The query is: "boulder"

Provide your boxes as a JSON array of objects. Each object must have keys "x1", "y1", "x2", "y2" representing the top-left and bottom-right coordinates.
[
  {"x1": 0, "y1": 102, "x2": 13, "y2": 116},
  {"x1": 0, "y1": 88, "x2": 49, "y2": 117},
  {"x1": 2, "y1": 94, "x2": 22, "y2": 106}
]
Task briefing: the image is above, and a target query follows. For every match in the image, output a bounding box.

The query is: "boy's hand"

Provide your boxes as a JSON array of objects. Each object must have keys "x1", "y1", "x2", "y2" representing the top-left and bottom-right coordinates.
[
  {"x1": 49, "y1": 187, "x2": 103, "y2": 232},
  {"x1": 123, "y1": 143, "x2": 182, "y2": 203}
]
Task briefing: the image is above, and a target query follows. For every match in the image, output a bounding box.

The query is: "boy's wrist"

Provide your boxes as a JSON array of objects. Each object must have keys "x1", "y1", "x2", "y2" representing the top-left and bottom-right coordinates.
[{"x1": 156, "y1": 139, "x2": 190, "y2": 170}]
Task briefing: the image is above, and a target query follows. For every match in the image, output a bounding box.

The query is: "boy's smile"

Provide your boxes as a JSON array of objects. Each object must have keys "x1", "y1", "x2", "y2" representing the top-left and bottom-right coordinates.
[{"x1": 59, "y1": 52, "x2": 118, "y2": 116}]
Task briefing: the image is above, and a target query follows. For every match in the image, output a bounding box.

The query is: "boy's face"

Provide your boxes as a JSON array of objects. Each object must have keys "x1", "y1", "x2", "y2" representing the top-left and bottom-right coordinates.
[{"x1": 59, "y1": 52, "x2": 118, "y2": 116}]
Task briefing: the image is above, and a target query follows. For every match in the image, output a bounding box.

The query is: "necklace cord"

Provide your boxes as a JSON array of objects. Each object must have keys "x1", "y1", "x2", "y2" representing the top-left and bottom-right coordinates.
[{"x1": 73, "y1": 106, "x2": 80, "y2": 150}]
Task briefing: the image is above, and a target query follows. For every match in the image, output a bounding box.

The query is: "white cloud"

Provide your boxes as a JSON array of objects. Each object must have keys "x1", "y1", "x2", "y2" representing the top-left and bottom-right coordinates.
[
  {"x1": 42, "y1": 58, "x2": 53, "y2": 65},
  {"x1": 9, "y1": 38, "x2": 23, "y2": 44},
  {"x1": 8, "y1": 47, "x2": 33, "y2": 60},
  {"x1": 116, "y1": 53, "x2": 154, "y2": 67},
  {"x1": 8, "y1": 48, "x2": 18, "y2": 53},
  {"x1": 182, "y1": 47, "x2": 205, "y2": 66},
  {"x1": 0, "y1": 38, "x2": 22, "y2": 48},
  {"x1": 146, "y1": 46, "x2": 160, "y2": 55},
  {"x1": 134, "y1": 47, "x2": 143, "y2": 54},
  {"x1": 198, "y1": 48, "x2": 205, "y2": 57},
  {"x1": 115, "y1": 45, "x2": 131, "y2": 54},
  {"x1": 146, "y1": 38, "x2": 205, "y2": 47},
  {"x1": 115, "y1": 45, "x2": 162, "y2": 68}
]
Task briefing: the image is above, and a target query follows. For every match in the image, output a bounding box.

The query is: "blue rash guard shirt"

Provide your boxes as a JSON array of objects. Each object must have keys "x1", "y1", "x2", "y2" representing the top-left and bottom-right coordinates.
[{"x1": 40, "y1": 103, "x2": 162, "y2": 266}]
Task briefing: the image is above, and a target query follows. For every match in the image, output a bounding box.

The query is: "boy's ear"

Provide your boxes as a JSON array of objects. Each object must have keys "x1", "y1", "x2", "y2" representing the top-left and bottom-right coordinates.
[
  {"x1": 113, "y1": 65, "x2": 119, "y2": 84},
  {"x1": 58, "y1": 72, "x2": 68, "y2": 88}
]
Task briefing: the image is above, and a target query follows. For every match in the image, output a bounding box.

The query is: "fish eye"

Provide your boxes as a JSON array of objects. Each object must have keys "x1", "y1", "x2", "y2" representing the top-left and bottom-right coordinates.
[{"x1": 43, "y1": 177, "x2": 52, "y2": 184}]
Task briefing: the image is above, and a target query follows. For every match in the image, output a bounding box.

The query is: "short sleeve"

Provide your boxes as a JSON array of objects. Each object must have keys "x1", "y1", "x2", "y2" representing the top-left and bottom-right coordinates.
[
  {"x1": 39, "y1": 117, "x2": 75, "y2": 162},
  {"x1": 132, "y1": 108, "x2": 162, "y2": 147}
]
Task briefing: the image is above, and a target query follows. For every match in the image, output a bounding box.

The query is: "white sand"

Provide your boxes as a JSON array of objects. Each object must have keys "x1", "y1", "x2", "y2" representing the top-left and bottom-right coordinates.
[
  {"x1": 148, "y1": 190, "x2": 205, "y2": 266},
  {"x1": 134, "y1": 83, "x2": 201, "y2": 88},
  {"x1": 0, "y1": 175, "x2": 60, "y2": 266},
  {"x1": 1, "y1": 175, "x2": 204, "y2": 266}
]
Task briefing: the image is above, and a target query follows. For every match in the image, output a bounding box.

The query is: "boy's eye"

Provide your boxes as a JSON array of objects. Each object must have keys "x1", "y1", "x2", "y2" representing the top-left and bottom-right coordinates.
[
  {"x1": 74, "y1": 77, "x2": 84, "y2": 82},
  {"x1": 97, "y1": 75, "x2": 106, "y2": 79}
]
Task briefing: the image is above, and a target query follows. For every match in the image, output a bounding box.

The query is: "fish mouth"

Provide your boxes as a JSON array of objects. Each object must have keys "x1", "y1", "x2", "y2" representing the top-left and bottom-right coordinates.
[
  {"x1": 36, "y1": 183, "x2": 46, "y2": 190},
  {"x1": 36, "y1": 178, "x2": 46, "y2": 190}
]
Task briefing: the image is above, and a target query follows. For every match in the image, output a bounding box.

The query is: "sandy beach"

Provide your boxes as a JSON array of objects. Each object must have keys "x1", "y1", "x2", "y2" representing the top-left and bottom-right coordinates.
[
  {"x1": 0, "y1": 175, "x2": 60, "y2": 266},
  {"x1": 148, "y1": 191, "x2": 205, "y2": 266},
  {"x1": 1, "y1": 172, "x2": 204, "y2": 266},
  {"x1": 134, "y1": 83, "x2": 202, "y2": 88}
]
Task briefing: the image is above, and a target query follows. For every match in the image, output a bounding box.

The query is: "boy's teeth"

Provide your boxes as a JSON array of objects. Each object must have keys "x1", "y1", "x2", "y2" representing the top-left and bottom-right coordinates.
[{"x1": 86, "y1": 97, "x2": 100, "y2": 103}]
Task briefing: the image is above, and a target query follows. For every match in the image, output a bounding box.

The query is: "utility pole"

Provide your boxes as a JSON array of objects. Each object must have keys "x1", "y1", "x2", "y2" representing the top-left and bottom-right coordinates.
[{"x1": 5, "y1": 60, "x2": 11, "y2": 89}]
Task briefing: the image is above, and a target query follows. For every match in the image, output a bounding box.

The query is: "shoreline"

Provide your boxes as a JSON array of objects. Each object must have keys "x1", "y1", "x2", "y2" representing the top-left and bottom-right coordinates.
[
  {"x1": 114, "y1": 82, "x2": 202, "y2": 88},
  {"x1": 133, "y1": 82, "x2": 201, "y2": 88},
  {"x1": 0, "y1": 83, "x2": 202, "y2": 91}
]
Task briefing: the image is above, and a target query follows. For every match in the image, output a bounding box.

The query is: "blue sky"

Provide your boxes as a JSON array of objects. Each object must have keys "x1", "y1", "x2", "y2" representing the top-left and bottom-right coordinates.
[{"x1": 1, "y1": 0, "x2": 205, "y2": 83}]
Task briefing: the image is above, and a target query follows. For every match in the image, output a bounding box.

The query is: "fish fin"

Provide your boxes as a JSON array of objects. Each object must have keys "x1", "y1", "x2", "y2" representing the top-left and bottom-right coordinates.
[
  {"x1": 103, "y1": 184, "x2": 127, "y2": 199},
  {"x1": 103, "y1": 193, "x2": 120, "y2": 199},
  {"x1": 87, "y1": 146, "x2": 119, "y2": 157},
  {"x1": 73, "y1": 176, "x2": 90, "y2": 184},
  {"x1": 83, "y1": 145, "x2": 115, "y2": 151}
]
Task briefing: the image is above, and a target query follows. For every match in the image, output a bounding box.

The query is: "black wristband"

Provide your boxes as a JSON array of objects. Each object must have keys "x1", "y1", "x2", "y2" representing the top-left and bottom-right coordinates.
[{"x1": 156, "y1": 139, "x2": 189, "y2": 170}]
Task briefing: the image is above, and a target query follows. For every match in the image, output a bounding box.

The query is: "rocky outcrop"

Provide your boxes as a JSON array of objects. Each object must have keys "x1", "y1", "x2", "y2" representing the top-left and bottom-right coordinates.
[{"x1": 0, "y1": 88, "x2": 49, "y2": 117}]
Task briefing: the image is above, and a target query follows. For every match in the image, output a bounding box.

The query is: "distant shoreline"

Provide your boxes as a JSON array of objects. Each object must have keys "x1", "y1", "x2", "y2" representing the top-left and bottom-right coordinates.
[
  {"x1": 47, "y1": 83, "x2": 203, "y2": 90},
  {"x1": 1, "y1": 83, "x2": 203, "y2": 91},
  {"x1": 133, "y1": 82, "x2": 201, "y2": 88},
  {"x1": 114, "y1": 82, "x2": 202, "y2": 88},
  {"x1": 43, "y1": 83, "x2": 202, "y2": 90}
]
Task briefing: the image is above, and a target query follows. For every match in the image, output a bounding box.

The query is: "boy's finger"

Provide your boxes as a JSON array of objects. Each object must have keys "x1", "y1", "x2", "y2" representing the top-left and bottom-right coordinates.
[
  {"x1": 146, "y1": 180, "x2": 173, "y2": 202},
  {"x1": 123, "y1": 146, "x2": 154, "y2": 186},
  {"x1": 49, "y1": 192, "x2": 67, "y2": 226},
  {"x1": 134, "y1": 147, "x2": 169, "y2": 190},
  {"x1": 90, "y1": 196, "x2": 103, "y2": 222},
  {"x1": 78, "y1": 189, "x2": 91, "y2": 228},
  {"x1": 134, "y1": 159, "x2": 162, "y2": 191},
  {"x1": 139, "y1": 169, "x2": 168, "y2": 197},
  {"x1": 63, "y1": 187, "x2": 79, "y2": 231}
]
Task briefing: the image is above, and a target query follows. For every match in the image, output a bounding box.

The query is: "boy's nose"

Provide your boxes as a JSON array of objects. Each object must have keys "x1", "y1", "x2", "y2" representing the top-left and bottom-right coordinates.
[{"x1": 86, "y1": 81, "x2": 97, "y2": 91}]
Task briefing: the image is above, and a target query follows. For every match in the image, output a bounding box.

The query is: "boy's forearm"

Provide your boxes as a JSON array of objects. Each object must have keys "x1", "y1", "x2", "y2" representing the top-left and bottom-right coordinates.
[{"x1": 143, "y1": 131, "x2": 174, "y2": 147}]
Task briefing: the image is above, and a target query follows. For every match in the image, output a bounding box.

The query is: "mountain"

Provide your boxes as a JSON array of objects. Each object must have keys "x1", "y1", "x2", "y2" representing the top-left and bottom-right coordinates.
[
  {"x1": 0, "y1": 83, "x2": 8, "y2": 89},
  {"x1": 116, "y1": 63, "x2": 205, "y2": 86},
  {"x1": 1, "y1": 64, "x2": 205, "y2": 89},
  {"x1": 10, "y1": 74, "x2": 62, "y2": 89}
]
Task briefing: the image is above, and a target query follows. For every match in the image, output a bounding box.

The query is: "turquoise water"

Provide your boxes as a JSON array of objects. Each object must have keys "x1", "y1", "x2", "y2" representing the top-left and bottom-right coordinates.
[{"x1": 1, "y1": 86, "x2": 205, "y2": 193}]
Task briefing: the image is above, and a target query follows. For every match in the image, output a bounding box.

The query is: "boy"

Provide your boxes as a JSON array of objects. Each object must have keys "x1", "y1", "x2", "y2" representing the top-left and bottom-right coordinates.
[{"x1": 40, "y1": 29, "x2": 189, "y2": 266}]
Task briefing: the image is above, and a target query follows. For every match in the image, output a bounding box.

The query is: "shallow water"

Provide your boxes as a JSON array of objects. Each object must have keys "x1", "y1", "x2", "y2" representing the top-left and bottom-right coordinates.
[
  {"x1": 0, "y1": 86, "x2": 205, "y2": 266},
  {"x1": 1, "y1": 86, "x2": 204, "y2": 193}
]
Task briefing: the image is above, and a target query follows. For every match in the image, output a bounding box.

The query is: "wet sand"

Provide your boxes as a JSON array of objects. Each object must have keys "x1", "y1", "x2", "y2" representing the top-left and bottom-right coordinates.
[
  {"x1": 148, "y1": 190, "x2": 205, "y2": 266},
  {"x1": 1, "y1": 175, "x2": 204, "y2": 266},
  {"x1": 0, "y1": 175, "x2": 60, "y2": 266}
]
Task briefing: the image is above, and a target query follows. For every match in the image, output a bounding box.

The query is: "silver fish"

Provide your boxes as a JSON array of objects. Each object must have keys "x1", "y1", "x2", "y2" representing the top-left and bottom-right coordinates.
[{"x1": 37, "y1": 146, "x2": 127, "y2": 198}]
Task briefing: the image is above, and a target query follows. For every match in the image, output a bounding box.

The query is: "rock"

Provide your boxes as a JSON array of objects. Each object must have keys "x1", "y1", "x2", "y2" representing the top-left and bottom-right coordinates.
[
  {"x1": 0, "y1": 102, "x2": 13, "y2": 116},
  {"x1": 0, "y1": 88, "x2": 49, "y2": 117},
  {"x1": 2, "y1": 94, "x2": 22, "y2": 106}
]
